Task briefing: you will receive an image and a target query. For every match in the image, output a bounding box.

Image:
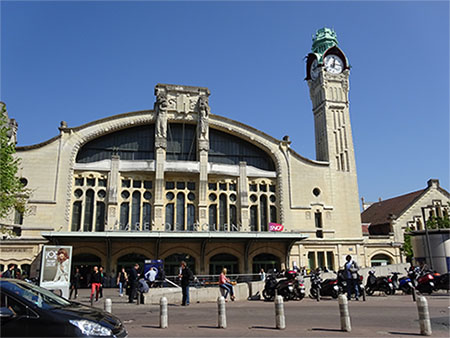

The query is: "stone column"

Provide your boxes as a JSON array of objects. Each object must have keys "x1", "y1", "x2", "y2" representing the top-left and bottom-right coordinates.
[
  {"x1": 106, "y1": 155, "x2": 120, "y2": 230},
  {"x1": 154, "y1": 143, "x2": 166, "y2": 231},
  {"x1": 198, "y1": 142, "x2": 209, "y2": 229},
  {"x1": 239, "y1": 162, "x2": 249, "y2": 231}
]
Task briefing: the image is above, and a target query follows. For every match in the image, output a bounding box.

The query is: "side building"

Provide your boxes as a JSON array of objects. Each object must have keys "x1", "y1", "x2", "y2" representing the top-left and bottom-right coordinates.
[
  {"x1": 1, "y1": 28, "x2": 385, "y2": 278},
  {"x1": 361, "y1": 179, "x2": 450, "y2": 267}
]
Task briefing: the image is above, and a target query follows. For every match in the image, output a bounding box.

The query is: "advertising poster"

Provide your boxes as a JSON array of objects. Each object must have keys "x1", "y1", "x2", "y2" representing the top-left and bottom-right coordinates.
[
  {"x1": 143, "y1": 259, "x2": 164, "y2": 282},
  {"x1": 39, "y1": 245, "x2": 72, "y2": 298}
]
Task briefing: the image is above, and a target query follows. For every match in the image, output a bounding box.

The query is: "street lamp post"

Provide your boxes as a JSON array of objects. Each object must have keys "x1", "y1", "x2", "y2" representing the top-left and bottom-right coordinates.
[{"x1": 421, "y1": 206, "x2": 434, "y2": 270}]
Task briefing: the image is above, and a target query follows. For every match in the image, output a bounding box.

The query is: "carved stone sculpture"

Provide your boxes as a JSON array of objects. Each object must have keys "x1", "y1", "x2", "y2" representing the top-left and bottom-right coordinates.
[
  {"x1": 155, "y1": 92, "x2": 168, "y2": 139},
  {"x1": 198, "y1": 95, "x2": 210, "y2": 141}
]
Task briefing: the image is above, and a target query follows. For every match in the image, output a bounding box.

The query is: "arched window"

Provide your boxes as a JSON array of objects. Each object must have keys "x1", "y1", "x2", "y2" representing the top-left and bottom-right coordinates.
[
  {"x1": 72, "y1": 253, "x2": 102, "y2": 288},
  {"x1": 209, "y1": 204, "x2": 217, "y2": 231},
  {"x1": 117, "y1": 253, "x2": 149, "y2": 275},
  {"x1": 209, "y1": 253, "x2": 239, "y2": 275},
  {"x1": 76, "y1": 125, "x2": 155, "y2": 163},
  {"x1": 95, "y1": 202, "x2": 105, "y2": 232},
  {"x1": 370, "y1": 254, "x2": 392, "y2": 267},
  {"x1": 164, "y1": 253, "x2": 196, "y2": 276},
  {"x1": 252, "y1": 253, "x2": 280, "y2": 273},
  {"x1": 176, "y1": 193, "x2": 185, "y2": 231},
  {"x1": 71, "y1": 201, "x2": 82, "y2": 231},
  {"x1": 131, "y1": 191, "x2": 141, "y2": 230},
  {"x1": 209, "y1": 129, "x2": 275, "y2": 171},
  {"x1": 84, "y1": 189, "x2": 95, "y2": 232}
]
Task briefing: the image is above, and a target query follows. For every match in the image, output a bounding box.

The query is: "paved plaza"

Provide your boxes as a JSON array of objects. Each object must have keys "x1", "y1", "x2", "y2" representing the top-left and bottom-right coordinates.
[{"x1": 74, "y1": 288, "x2": 449, "y2": 337}]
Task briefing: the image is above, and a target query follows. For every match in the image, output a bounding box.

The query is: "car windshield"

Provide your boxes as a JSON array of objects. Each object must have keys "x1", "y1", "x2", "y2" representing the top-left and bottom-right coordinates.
[{"x1": 0, "y1": 280, "x2": 72, "y2": 310}]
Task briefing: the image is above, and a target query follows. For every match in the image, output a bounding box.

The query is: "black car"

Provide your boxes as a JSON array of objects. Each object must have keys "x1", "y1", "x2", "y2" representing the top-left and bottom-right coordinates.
[{"x1": 0, "y1": 279, "x2": 127, "y2": 337}]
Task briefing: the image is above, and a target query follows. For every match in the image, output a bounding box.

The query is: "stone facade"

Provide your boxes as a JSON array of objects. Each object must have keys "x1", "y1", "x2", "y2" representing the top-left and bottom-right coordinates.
[{"x1": 0, "y1": 28, "x2": 400, "y2": 277}]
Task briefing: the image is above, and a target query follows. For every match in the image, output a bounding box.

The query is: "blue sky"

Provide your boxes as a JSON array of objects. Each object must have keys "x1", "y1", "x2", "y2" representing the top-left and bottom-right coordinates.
[{"x1": 1, "y1": 1, "x2": 449, "y2": 205}]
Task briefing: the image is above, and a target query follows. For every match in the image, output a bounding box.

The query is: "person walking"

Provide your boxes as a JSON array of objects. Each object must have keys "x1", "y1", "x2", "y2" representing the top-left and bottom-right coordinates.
[
  {"x1": 128, "y1": 264, "x2": 140, "y2": 303},
  {"x1": 69, "y1": 267, "x2": 81, "y2": 300},
  {"x1": 344, "y1": 255, "x2": 360, "y2": 300},
  {"x1": 117, "y1": 267, "x2": 128, "y2": 297},
  {"x1": 99, "y1": 266, "x2": 105, "y2": 298},
  {"x1": 178, "y1": 261, "x2": 193, "y2": 306},
  {"x1": 219, "y1": 268, "x2": 235, "y2": 301},
  {"x1": 89, "y1": 266, "x2": 102, "y2": 302}
]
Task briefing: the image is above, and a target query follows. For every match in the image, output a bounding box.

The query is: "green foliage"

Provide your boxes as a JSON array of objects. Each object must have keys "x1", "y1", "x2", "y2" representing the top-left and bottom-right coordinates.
[
  {"x1": 426, "y1": 212, "x2": 450, "y2": 229},
  {"x1": 402, "y1": 227, "x2": 414, "y2": 263},
  {"x1": 0, "y1": 109, "x2": 29, "y2": 221}
]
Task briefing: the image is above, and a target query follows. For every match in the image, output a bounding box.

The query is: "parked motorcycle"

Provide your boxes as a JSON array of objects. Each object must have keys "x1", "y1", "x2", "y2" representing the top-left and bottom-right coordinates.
[
  {"x1": 309, "y1": 271, "x2": 322, "y2": 301},
  {"x1": 390, "y1": 272, "x2": 415, "y2": 295},
  {"x1": 365, "y1": 270, "x2": 394, "y2": 296},
  {"x1": 262, "y1": 271, "x2": 299, "y2": 301},
  {"x1": 408, "y1": 268, "x2": 435, "y2": 295},
  {"x1": 433, "y1": 272, "x2": 450, "y2": 291}
]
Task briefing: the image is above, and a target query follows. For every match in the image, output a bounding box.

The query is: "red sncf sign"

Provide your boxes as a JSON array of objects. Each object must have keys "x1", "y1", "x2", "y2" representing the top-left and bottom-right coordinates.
[{"x1": 269, "y1": 223, "x2": 284, "y2": 232}]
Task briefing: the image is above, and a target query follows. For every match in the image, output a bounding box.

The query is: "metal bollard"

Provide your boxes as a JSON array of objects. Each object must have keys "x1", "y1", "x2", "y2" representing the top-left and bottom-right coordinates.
[
  {"x1": 217, "y1": 296, "x2": 227, "y2": 329},
  {"x1": 104, "y1": 298, "x2": 112, "y2": 313},
  {"x1": 416, "y1": 296, "x2": 432, "y2": 336},
  {"x1": 274, "y1": 295, "x2": 286, "y2": 330},
  {"x1": 338, "y1": 294, "x2": 351, "y2": 332},
  {"x1": 160, "y1": 297, "x2": 168, "y2": 329}
]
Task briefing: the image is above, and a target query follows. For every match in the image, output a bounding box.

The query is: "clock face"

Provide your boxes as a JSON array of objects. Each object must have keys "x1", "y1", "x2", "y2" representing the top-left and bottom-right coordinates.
[
  {"x1": 310, "y1": 59, "x2": 320, "y2": 80},
  {"x1": 324, "y1": 55, "x2": 344, "y2": 74}
]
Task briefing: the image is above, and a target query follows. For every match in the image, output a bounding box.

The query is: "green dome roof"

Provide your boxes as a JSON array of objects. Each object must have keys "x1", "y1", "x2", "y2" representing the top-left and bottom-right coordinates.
[{"x1": 311, "y1": 27, "x2": 338, "y2": 54}]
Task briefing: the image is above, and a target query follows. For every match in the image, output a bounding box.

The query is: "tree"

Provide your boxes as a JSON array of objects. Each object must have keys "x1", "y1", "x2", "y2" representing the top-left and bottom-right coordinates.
[
  {"x1": 0, "y1": 104, "x2": 29, "y2": 224},
  {"x1": 401, "y1": 227, "x2": 413, "y2": 263}
]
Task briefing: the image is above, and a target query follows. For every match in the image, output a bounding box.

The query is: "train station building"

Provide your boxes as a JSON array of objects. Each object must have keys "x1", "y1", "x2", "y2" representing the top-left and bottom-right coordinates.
[{"x1": 1, "y1": 28, "x2": 403, "y2": 279}]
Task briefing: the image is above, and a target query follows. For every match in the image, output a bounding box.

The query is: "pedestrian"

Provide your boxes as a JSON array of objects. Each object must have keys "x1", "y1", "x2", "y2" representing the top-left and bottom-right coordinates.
[
  {"x1": 344, "y1": 255, "x2": 360, "y2": 300},
  {"x1": 178, "y1": 261, "x2": 193, "y2": 306},
  {"x1": 259, "y1": 268, "x2": 266, "y2": 281},
  {"x1": 128, "y1": 263, "x2": 140, "y2": 303},
  {"x1": 89, "y1": 266, "x2": 102, "y2": 302},
  {"x1": 219, "y1": 268, "x2": 235, "y2": 301},
  {"x1": 1, "y1": 264, "x2": 16, "y2": 278},
  {"x1": 69, "y1": 267, "x2": 81, "y2": 299},
  {"x1": 99, "y1": 266, "x2": 105, "y2": 298},
  {"x1": 117, "y1": 267, "x2": 128, "y2": 297}
]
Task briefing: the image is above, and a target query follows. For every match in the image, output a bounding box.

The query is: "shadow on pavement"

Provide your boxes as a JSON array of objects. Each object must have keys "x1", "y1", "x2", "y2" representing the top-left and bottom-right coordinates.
[
  {"x1": 311, "y1": 328, "x2": 344, "y2": 332},
  {"x1": 388, "y1": 332, "x2": 423, "y2": 336},
  {"x1": 250, "y1": 326, "x2": 279, "y2": 330}
]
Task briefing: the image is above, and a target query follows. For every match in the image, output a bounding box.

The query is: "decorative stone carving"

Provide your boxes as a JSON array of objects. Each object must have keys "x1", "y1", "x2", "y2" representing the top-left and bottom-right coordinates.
[
  {"x1": 1, "y1": 102, "x2": 18, "y2": 144},
  {"x1": 197, "y1": 95, "x2": 210, "y2": 141},
  {"x1": 155, "y1": 91, "x2": 168, "y2": 139}
]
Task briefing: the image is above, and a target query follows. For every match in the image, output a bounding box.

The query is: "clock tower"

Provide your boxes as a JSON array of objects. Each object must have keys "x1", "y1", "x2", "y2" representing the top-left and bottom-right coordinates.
[{"x1": 306, "y1": 28, "x2": 356, "y2": 173}]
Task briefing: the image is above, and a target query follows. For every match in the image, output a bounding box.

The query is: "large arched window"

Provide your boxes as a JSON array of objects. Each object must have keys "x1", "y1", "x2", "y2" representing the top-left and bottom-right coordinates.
[
  {"x1": 76, "y1": 125, "x2": 155, "y2": 163},
  {"x1": 209, "y1": 253, "x2": 239, "y2": 274},
  {"x1": 164, "y1": 253, "x2": 196, "y2": 276},
  {"x1": 252, "y1": 253, "x2": 280, "y2": 273},
  {"x1": 71, "y1": 175, "x2": 107, "y2": 232},
  {"x1": 209, "y1": 129, "x2": 275, "y2": 171},
  {"x1": 165, "y1": 180, "x2": 197, "y2": 231}
]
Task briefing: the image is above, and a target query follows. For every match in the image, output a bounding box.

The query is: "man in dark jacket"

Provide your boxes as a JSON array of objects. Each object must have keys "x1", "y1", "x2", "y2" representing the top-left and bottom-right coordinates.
[
  {"x1": 178, "y1": 261, "x2": 193, "y2": 306},
  {"x1": 128, "y1": 264, "x2": 140, "y2": 303}
]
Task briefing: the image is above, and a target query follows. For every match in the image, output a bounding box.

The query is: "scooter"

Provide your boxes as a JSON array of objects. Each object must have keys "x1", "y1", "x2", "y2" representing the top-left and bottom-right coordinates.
[
  {"x1": 262, "y1": 271, "x2": 297, "y2": 301},
  {"x1": 309, "y1": 271, "x2": 322, "y2": 301},
  {"x1": 433, "y1": 272, "x2": 449, "y2": 291},
  {"x1": 365, "y1": 270, "x2": 394, "y2": 296},
  {"x1": 390, "y1": 272, "x2": 415, "y2": 295}
]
